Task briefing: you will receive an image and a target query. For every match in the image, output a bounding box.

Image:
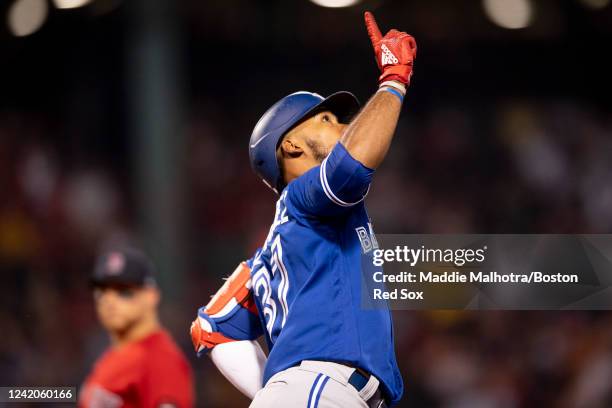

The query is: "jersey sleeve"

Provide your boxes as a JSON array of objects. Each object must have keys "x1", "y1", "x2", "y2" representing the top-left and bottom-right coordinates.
[
  {"x1": 190, "y1": 260, "x2": 263, "y2": 357},
  {"x1": 287, "y1": 142, "x2": 374, "y2": 217}
]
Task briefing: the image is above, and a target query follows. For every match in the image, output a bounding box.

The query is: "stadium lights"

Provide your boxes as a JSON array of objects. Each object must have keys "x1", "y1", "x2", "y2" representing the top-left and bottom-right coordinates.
[
  {"x1": 309, "y1": 0, "x2": 362, "y2": 8},
  {"x1": 579, "y1": 0, "x2": 610, "y2": 9},
  {"x1": 52, "y1": 0, "x2": 93, "y2": 9},
  {"x1": 483, "y1": 0, "x2": 533, "y2": 29},
  {"x1": 7, "y1": 0, "x2": 48, "y2": 37}
]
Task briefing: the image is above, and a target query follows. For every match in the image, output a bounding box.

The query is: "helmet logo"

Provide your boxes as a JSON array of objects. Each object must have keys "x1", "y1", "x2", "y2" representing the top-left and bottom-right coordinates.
[{"x1": 106, "y1": 252, "x2": 125, "y2": 275}]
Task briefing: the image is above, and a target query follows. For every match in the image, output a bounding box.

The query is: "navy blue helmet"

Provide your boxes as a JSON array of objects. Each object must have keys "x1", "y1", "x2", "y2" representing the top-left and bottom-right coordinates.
[{"x1": 249, "y1": 91, "x2": 360, "y2": 194}]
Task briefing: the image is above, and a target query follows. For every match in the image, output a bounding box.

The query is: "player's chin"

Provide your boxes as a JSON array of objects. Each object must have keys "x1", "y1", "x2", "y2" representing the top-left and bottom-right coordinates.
[{"x1": 99, "y1": 315, "x2": 130, "y2": 332}]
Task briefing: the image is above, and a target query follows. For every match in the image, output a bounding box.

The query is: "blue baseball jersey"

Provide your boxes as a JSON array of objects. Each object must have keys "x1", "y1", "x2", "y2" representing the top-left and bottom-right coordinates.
[{"x1": 203, "y1": 142, "x2": 403, "y2": 405}]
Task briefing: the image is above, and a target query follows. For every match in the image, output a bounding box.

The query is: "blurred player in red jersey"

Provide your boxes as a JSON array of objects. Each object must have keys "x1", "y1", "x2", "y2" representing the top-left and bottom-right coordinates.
[{"x1": 80, "y1": 249, "x2": 194, "y2": 408}]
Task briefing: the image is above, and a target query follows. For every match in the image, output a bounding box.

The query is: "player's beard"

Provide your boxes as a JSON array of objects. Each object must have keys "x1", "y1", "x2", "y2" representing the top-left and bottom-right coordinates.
[{"x1": 305, "y1": 137, "x2": 330, "y2": 163}]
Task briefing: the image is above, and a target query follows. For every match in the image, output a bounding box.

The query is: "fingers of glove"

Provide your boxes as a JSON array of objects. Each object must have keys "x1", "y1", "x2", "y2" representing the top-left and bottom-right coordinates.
[
  {"x1": 364, "y1": 11, "x2": 383, "y2": 45},
  {"x1": 386, "y1": 29, "x2": 401, "y2": 38},
  {"x1": 384, "y1": 31, "x2": 415, "y2": 49},
  {"x1": 398, "y1": 33, "x2": 417, "y2": 59},
  {"x1": 404, "y1": 34, "x2": 417, "y2": 57}
]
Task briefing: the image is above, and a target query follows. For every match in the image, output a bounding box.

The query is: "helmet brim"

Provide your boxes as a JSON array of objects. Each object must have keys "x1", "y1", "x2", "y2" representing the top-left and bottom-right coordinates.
[{"x1": 300, "y1": 91, "x2": 361, "y2": 126}]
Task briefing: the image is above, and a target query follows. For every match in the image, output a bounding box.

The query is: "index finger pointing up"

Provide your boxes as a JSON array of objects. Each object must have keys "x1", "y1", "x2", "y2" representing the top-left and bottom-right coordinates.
[{"x1": 364, "y1": 11, "x2": 383, "y2": 45}]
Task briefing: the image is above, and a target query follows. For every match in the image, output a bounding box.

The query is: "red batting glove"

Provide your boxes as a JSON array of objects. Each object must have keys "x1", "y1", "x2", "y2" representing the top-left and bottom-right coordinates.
[{"x1": 365, "y1": 11, "x2": 417, "y2": 87}]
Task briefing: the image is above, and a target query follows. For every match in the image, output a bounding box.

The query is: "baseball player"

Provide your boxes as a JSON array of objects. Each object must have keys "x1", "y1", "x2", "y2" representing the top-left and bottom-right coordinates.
[
  {"x1": 81, "y1": 249, "x2": 194, "y2": 408},
  {"x1": 190, "y1": 12, "x2": 416, "y2": 407}
]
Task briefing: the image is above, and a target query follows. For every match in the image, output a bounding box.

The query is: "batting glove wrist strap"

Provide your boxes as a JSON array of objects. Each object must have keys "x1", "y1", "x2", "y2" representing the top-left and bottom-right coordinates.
[{"x1": 379, "y1": 80, "x2": 406, "y2": 95}]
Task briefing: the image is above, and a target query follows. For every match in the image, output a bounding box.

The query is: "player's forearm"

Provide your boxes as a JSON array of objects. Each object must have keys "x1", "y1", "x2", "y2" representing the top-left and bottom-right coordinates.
[
  {"x1": 342, "y1": 11, "x2": 416, "y2": 170},
  {"x1": 210, "y1": 340, "x2": 267, "y2": 400},
  {"x1": 340, "y1": 90, "x2": 402, "y2": 169}
]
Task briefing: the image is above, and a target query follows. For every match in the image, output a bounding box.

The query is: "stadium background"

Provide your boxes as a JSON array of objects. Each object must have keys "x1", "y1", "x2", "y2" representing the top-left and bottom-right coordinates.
[{"x1": 1, "y1": 0, "x2": 611, "y2": 406}]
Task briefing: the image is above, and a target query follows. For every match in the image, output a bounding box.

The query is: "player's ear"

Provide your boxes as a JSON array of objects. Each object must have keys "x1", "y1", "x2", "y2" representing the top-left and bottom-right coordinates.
[
  {"x1": 280, "y1": 138, "x2": 304, "y2": 159},
  {"x1": 144, "y1": 286, "x2": 160, "y2": 308}
]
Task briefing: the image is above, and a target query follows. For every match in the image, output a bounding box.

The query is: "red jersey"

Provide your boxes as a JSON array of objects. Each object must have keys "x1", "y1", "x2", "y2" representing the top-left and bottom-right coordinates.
[{"x1": 80, "y1": 330, "x2": 194, "y2": 408}]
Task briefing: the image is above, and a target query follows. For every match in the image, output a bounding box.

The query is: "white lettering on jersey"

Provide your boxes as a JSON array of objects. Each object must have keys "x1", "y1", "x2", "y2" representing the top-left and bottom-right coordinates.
[
  {"x1": 356, "y1": 222, "x2": 379, "y2": 254},
  {"x1": 262, "y1": 190, "x2": 289, "y2": 248},
  {"x1": 368, "y1": 222, "x2": 379, "y2": 249},
  {"x1": 252, "y1": 190, "x2": 290, "y2": 338},
  {"x1": 271, "y1": 234, "x2": 289, "y2": 327},
  {"x1": 356, "y1": 227, "x2": 372, "y2": 253},
  {"x1": 252, "y1": 261, "x2": 276, "y2": 335}
]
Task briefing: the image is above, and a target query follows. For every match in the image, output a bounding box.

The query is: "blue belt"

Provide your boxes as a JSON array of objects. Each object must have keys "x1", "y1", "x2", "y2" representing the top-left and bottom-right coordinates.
[
  {"x1": 348, "y1": 368, "x2": 370, "y2": 391},
  {"x1": 348, "y1": 369, "x2": 388, "y2": 408}
]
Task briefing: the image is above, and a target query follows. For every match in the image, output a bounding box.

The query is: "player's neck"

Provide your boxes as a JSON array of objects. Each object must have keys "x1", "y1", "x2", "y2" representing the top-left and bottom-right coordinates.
[
  {"x1": 283, "y1": 159, "x2": 318, "y2": 186},
  {"x1": 111, "y1": 313, "x2": 161, "y2": 347}
]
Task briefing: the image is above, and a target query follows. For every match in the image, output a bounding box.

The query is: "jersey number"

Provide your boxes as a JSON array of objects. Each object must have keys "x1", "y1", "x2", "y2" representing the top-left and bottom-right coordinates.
[{"x1": 252, "y1": 192, "x2": 290, "y2": 339}]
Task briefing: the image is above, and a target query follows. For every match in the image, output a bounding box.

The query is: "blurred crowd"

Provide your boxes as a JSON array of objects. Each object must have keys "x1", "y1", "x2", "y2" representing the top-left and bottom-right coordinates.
[
  {"x1": 2, "y1": 95, "x2": 611, "y2": 406},
  {"x1": 2, "y1": 0, "x2": 612, "y2": 406}
]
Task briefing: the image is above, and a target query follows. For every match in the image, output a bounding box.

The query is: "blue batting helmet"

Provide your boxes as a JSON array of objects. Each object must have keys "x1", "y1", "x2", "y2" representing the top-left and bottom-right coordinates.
[{"x1": 249, "y1": 91, "x2": 360, "y2": 194}]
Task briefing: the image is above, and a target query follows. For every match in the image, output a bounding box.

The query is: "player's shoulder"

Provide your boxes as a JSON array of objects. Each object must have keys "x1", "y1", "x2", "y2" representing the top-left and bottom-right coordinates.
[{"x1": 141, "y1": 330, "x2": 181, "y2": 353}]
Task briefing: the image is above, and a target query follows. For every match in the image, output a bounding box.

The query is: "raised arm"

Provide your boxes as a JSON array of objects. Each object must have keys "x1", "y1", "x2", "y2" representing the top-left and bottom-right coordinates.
[{"x1": 341, "y1": 12, "x2": 417, "y2": 169}]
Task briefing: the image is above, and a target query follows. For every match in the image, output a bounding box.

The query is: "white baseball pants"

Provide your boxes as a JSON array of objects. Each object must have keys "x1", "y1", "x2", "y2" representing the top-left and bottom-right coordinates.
[{"x1": 249, "y1": 360, "x2": 381, "y2": 408}]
